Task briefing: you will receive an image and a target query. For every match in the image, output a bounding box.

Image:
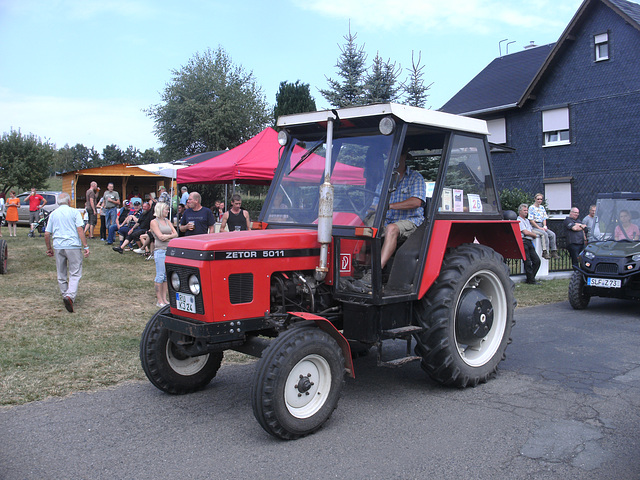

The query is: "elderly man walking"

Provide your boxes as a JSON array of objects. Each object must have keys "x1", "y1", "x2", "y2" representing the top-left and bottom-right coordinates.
[{"x1": 45, "y1": 193, "x2": 90, "y2": 313}]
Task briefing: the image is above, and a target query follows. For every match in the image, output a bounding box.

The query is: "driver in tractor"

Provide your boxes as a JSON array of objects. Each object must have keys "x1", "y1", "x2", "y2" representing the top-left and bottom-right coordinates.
[
  {"x1": 380, "y1": 146, "x2": 426, "y2": 270},
  {"x1": 360, "y1": 146, "x2": 426, "y2": 285}
]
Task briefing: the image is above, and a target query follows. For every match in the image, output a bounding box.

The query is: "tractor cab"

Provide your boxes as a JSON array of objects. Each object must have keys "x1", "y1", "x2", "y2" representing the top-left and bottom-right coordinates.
[{"x1": 260, "y1": 104, "x2": 505, "y2": 304}]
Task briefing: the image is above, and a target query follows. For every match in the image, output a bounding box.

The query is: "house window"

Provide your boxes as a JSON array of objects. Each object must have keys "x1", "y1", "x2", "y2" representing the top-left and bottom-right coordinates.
[
  {"x1": 544, "y1": 180, "x2": 572, "y2": 213},
  {"x1": 594, "y1": 33, "x2": 609, "y2": 61},
  {"x1": 542, "y1": 107, "x2": 570, "y2": 146},
  {"x1": 487, "y1": 118, "x2": 506, "y2": 144}
]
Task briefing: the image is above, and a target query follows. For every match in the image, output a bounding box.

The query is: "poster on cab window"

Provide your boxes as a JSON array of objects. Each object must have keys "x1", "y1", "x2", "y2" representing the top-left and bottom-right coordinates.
[
  {"x1": 441, "y1": 188, "x2": 452, "y2": 212},
  {"x1": 453, "y1": 189, "x2": 464, "y2": 212}
]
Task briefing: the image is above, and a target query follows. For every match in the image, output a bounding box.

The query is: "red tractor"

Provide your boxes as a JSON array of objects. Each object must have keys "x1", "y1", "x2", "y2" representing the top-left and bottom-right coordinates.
[{"x1": 140, "y1": 103, "x2": 524, "y2": 440}]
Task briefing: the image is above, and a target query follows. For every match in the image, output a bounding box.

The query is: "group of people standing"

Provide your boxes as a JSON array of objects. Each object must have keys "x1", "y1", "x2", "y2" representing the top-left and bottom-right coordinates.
[
  {"x1": 44, "y1": 181, "x2": 251, "y2": 313},
  {"x1": 517, "y1": 196, "x2": 598, "y2": 284},
  {"x1": 0, "y1": 188, "x2": 46, "y2": 237}
]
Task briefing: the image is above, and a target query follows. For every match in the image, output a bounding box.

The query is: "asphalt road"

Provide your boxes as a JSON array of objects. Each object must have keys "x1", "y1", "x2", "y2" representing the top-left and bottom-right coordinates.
[{"x1": 1, "y1": 298, "x2": 639, "y2": 480}]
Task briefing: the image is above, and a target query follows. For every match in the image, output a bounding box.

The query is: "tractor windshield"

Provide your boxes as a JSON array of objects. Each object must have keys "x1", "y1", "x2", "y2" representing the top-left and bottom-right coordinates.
[{"x1": 263, "y1": 133, "x2": 393, "y2": 227}]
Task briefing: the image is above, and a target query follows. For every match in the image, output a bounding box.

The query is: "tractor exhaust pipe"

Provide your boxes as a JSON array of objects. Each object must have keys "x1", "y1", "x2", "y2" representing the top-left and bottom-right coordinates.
[{"x1": 315, "y1": 114, "x2": 337, "y2": 281}]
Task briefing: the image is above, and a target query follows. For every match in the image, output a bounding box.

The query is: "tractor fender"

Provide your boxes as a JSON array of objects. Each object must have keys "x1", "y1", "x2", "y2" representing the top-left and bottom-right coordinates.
[
  {"x1": 289, "y1": 312, "x2": 355, "y2": 378},
  {"x1": 418, "y1": 220, "x2": 524, "y2": 299}
]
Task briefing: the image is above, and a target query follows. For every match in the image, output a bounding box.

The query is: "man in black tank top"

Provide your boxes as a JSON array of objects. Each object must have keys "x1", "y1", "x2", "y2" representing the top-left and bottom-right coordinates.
[{"x1": 220, "y1": 194, "x2": 251, "y2": 231}]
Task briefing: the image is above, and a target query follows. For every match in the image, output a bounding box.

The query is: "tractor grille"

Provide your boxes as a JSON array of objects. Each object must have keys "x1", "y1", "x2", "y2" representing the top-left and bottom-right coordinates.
[
  {"x1": 595, "y1": 263, "x2": 619, "y2": 274},
  {"x1": 229, "y1": 273, "x2": 253, "y2": 304},
  {"x1": 167, "y1": 265, "x2": 205, "y2": 314}
]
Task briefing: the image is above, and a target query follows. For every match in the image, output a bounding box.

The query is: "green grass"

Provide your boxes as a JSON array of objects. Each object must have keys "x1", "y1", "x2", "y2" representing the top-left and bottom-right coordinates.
[{"x1": 0, "y1": 230, "x2": 572, "y2": 406}]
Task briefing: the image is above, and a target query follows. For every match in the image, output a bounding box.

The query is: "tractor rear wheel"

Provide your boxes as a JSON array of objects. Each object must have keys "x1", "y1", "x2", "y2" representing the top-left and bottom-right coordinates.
[
  {"x1": 251, "y1": 325, "x2": 345, "y2": 440},
  {"x1": 140, "y1": 306, "x2": 223, "y2": 394},
  {"x1": 568, "y1": 270, "x2": 590, "y2": 310},
  {"x1": 0, "y1": 239, "x2": 7, "y2": 274},
  {"x1": 414, "y1": 244, "x2": 515, "y2": 387}
]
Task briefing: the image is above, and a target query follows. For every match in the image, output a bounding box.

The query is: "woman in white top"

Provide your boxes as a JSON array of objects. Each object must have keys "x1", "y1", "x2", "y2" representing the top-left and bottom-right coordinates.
[{"x1": 149, "y1": 202, "x2": 178, "y2": 307}]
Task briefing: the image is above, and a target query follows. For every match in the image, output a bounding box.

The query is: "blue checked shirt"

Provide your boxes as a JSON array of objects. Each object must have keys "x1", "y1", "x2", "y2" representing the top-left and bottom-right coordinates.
[{"x1": 385, "y1": 166, "x2": 426, "y2": 227}]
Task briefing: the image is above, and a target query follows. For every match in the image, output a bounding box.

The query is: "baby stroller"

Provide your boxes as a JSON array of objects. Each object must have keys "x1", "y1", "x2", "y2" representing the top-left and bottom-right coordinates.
[{"x1": 28, "y1": 210, "x2": 50, "y2": 237}]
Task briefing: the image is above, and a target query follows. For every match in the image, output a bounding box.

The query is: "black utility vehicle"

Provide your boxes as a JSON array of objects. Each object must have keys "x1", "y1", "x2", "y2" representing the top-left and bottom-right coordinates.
[{"x1": 569, "y1": 192, "x2": 640, "y2": 309}]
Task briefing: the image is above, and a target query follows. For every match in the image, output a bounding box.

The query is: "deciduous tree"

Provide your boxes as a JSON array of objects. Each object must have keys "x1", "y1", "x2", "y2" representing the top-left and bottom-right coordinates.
[
  {"x1": 0, "y1": 129, "x2": 54, "y2": 194},
  {"x1": 147, "y1": 46, "x2": 270, "y2": 160}
]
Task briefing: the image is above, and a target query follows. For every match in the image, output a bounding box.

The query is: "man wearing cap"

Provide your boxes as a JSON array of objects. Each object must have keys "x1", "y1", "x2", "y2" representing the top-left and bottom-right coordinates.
[{"x1": 113, "y1": 200, "x2": 142, "y2": 246}]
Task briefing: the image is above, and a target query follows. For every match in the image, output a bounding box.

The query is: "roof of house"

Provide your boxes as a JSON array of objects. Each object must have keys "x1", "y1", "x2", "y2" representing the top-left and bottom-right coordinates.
[
  {"x1": 439, "y1": 44, "x2": 554, "y2": 115},
  {"x1": 440, "y1": 0, "x2": 640, "y2": 116}
]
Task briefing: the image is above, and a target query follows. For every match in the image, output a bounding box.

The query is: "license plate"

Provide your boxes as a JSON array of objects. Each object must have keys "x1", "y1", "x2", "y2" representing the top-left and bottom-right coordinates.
[
  {"x1": 587, "y1": 277, "x2": 621, "y2": 288},
  {"x1": 176, "y1": 292, "x2": 196, "y2": 313}
]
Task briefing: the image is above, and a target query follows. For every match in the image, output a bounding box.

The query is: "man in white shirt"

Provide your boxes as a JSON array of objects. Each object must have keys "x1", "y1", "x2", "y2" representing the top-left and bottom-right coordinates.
[{"x1": 45, "y1": 193, "x2": 90, "y2": 312}]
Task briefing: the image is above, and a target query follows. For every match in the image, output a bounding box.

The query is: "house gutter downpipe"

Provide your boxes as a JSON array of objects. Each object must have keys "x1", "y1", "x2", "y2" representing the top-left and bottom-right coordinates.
[{"x1": 315, "y1": 114, "x2": 336, "y2": 281}]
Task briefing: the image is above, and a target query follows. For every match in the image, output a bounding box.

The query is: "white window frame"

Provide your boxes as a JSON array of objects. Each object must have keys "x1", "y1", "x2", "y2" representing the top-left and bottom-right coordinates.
[
  {"x1": 594, "y1": 32, "x2": 609, "y2": 61},
  {"x1": 542, "y1": 107, "x2": 570, "y2": 147}
]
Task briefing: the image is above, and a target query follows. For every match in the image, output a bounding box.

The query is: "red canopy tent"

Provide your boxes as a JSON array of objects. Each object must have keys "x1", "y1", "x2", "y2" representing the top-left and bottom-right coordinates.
[
  {"x1": 176, "y1": 127, "x2": 365, "y2": 185},
  {"x1": 177, "y1": 128, "x2": 279, "y2": 185}
]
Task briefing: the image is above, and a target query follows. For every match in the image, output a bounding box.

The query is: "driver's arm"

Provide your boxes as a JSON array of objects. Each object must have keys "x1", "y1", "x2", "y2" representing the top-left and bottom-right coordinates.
[{"x1": 389, "y1": 196, "x2": 423, "y2": 211}]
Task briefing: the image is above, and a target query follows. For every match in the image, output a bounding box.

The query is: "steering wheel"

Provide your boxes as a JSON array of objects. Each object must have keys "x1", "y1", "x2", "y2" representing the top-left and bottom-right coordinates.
[{"x1": 344, "y1": 187, "x2": 380, "y2": 218}]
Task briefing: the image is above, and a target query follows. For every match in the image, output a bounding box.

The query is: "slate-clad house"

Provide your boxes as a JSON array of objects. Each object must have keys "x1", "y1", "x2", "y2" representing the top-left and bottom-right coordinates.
[{"x1": 440, "y1": 0, "x2": 640, "y2": 214}]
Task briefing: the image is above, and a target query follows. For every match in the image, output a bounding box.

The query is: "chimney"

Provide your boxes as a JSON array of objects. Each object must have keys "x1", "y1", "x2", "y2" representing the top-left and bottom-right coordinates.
[{"x1": 523, "y1": 41, "x2": 537, "y2": 49}]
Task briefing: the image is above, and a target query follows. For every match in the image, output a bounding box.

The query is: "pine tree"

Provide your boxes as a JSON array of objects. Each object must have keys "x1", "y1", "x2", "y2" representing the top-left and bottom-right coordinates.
[
  {"x1": 364, "y1": 52, "x2": 402, "y2": 104},
  {"x1": 319, "y1": 26, "x2": 367, "y2": 108},
  {"x1": 403, "y1": 51, "x2": 432, "y2": 108}
]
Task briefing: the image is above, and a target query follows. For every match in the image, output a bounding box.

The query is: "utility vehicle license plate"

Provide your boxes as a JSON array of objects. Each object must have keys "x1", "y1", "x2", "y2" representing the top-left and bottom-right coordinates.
[
  {"x1": 176, "y1": 292, "x2": 196, "y2": 313},
  {"x1": 587, "y1": 277, "x2": 621, "y2": 288}
]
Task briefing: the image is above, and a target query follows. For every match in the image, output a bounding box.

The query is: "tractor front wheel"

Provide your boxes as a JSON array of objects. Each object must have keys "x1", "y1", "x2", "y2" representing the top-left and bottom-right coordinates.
[
  {"x1": 140, "y1": 306, "x2": 223, "y2": 394},
  {"x1": 414, "y1": 244, "x2": 515, "y2": 387},
  {"x1": 251, "y1": 325, "x2": 345, "y2": 440}
]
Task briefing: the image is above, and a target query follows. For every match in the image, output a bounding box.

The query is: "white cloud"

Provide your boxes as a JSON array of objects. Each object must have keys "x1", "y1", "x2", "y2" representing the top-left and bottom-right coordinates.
[{"x1": 0, "y1": 88, "x2": 160, "y2": 152}]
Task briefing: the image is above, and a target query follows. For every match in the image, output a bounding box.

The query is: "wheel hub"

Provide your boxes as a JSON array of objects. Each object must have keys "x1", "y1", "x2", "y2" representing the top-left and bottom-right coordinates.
[
  {"x1": 295, "y1": 374, "x2": 314, "y2": 395},
  {"x1": 456, "y1": 289, "x2": 494, "y2": 344}
]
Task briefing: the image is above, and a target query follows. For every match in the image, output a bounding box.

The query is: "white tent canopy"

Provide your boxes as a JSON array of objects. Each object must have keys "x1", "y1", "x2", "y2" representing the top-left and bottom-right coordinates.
[{"x1": 129, "y1": 163, "x2": 189, "y2": 178}]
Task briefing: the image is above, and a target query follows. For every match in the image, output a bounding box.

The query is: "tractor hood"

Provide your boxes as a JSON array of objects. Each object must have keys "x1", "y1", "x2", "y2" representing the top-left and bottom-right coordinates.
[{"x1": 167, "y1": 229, "x2": 321, "y2": 253}]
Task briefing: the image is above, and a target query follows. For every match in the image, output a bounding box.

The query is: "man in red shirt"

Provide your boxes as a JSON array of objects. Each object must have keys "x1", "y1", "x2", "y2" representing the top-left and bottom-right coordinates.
[{"x1": 28, "y1": 187, "x2": 47, "y2": 232}]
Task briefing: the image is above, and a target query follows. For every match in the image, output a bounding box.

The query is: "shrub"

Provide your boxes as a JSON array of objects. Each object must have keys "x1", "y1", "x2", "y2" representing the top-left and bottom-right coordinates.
[{"x1": 500, "y1": 187, "x2": 532, "y2": 214}]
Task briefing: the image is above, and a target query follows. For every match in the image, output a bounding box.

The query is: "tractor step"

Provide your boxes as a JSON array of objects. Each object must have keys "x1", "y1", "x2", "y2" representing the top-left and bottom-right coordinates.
[
  {"x1": 381, "y1": 325, "x2": 424, "y2": 339},
  {"x1": 379, "y1": 355, "x2": 422, "y2": 368}
]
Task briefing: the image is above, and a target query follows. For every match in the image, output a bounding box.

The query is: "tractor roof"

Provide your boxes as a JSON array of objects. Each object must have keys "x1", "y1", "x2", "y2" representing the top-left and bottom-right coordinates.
[{"x1": 277, "y1": 103, "x2": 489, "y2": 136}]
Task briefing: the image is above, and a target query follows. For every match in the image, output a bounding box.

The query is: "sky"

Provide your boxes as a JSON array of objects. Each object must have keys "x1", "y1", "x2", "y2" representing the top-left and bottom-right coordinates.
[{"x1": 0, "y1": 0, "x2": 585, "y2": 155}]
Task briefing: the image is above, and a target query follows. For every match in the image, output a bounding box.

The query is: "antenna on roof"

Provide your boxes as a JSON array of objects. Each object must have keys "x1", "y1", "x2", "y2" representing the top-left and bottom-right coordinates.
[
  {"x1": 506, "y1": 41, "x2": 516, "y2": 55},
  {"x1": 498, "y1": 39, "x2": 508, "y2": 57}
]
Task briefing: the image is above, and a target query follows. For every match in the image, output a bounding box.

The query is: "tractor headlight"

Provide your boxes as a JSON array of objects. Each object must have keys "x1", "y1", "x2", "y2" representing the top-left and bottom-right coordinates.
[
  {"x1": 583, "y1": 251, "x2": 595, "y2": 260},
  {"x1": 188, "y1": 274, "x2": 201, "y2": 295},
  {"x1": 379, "y1": 116, "x2": 396, "y2": 135},
  {"x1": 632, "y1": 254, "x2": 640, "y2": 262},
  {"x1": 277, "y1": 129, "x2": 290, "y2": 146},
  {"x1": 170, "y1": 272, "x2": 181, "y2": 291}
]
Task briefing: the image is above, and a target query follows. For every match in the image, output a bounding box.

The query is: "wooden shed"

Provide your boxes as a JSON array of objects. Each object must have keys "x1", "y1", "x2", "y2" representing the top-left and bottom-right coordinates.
[{"x1": 60, "y1": 164, "x2": 176, "y2": 230}]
